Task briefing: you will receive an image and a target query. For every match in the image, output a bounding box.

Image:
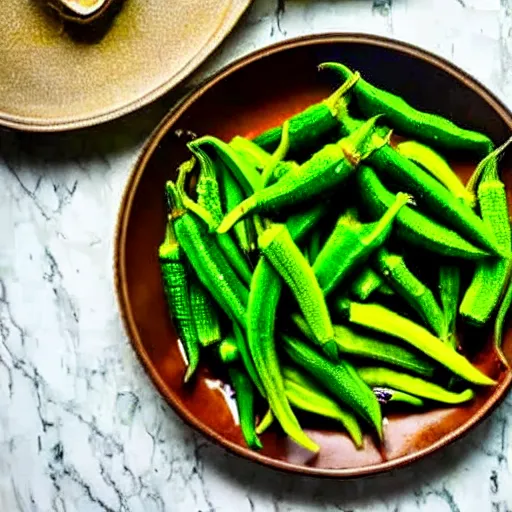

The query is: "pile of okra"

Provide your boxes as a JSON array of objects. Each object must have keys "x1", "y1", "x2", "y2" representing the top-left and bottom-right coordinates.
[{"x1": 159, "y1": 61, "x2": 512, "y2": 452}]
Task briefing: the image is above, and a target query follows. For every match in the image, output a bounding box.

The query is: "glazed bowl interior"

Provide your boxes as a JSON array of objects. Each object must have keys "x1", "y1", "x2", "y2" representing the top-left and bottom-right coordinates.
[{"x1": 115, "y1": 34, "x2": 512, "y2": 478}]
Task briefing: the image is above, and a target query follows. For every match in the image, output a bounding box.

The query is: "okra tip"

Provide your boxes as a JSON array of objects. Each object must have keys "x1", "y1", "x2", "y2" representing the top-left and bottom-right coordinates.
[
  {"x1": 318, "y1": 61, "x2": 354, "y2": 79},
  {"x1": 217, "y1": 197, "x2": 257, "y2": 234}
]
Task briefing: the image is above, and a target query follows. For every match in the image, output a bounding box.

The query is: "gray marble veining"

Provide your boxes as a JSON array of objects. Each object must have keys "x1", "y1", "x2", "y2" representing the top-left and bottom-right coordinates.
[{"x1": 1, "y1": 1, "x2": 512, "y2": 511}]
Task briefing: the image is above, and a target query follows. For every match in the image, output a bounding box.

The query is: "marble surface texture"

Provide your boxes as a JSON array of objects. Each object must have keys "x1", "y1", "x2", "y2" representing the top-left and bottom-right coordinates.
[{"x1": 1, "y1": 0, "x2": 512, "y2": 510}]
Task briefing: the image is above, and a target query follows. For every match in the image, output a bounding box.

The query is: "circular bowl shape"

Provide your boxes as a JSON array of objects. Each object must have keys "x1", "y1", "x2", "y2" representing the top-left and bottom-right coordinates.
[
  {"x1": 115, "y1": 34, "x2": 512, "y2": 477},
  {"x1": 0, "y1": 0, "x2": 250, "y2": 132}
]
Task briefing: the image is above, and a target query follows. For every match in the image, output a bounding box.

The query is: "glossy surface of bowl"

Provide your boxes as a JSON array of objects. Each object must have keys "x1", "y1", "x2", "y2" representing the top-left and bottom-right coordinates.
[{"x1": 115, "y1": 34, "x2": 512, "y2": 477}]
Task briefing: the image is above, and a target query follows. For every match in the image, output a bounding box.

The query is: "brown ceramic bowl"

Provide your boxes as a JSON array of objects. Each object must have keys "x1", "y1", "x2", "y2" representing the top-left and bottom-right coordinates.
[{"x1": 114, "y1": 34, "x2": 512, "y2": 478}]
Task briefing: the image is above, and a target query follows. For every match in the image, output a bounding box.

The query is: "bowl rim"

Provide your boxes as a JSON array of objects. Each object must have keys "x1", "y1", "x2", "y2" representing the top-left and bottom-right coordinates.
[{"x1": 114, "y1": 32, "x2": 512, "y2": 479}]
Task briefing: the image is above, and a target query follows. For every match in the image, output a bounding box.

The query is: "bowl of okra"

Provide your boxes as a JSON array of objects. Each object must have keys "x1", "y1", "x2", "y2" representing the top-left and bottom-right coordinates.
[{"x1": 115, "y1": 34, "x2": 512, "y2": 477}]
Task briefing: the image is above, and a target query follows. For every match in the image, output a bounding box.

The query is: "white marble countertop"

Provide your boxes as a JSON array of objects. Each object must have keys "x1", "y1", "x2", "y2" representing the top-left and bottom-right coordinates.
[{"x1": 1, "y1": 0, "x2": 512, "y2": 510}]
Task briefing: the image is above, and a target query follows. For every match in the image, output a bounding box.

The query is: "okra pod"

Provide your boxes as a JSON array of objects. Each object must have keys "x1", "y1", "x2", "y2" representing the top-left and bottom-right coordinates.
[
  {"x1": 313, "y1": 192, "x2": 409, "y2": 295},
  {"x1": 460, "y1": 137, "x2": 512, "y2": 326},
  {"x1": 358, "y1": 367, "x2": 475, "y2": 405},
  {"x1": 252, "y1": 76, "x2": 359, "y2": 156},
  {"x1": 294, "y1": 315, "x2": 436, "y2": 378},
  {"x1": 373, "y1": 247, "x2": 446, "y2": 337},
  {"x1": 340, "y1": 114, "x2": 501, "y2": 256},
  {"x1": 218, "y1": 116, "x2": 387, "y2": 234},
  {"x1": 228, "y1": 366, "x2": 262, "y2": 450},
  {"x1": 259, "y1": 223, "x2": 338, "y2": 360},
  {"x1": 357, "y1": 166, "x2": 490, "y2": 259},
  {"x1": 322, "y1": 61, "x2": 494, "y2": 157},
  {"x1": 282, "y1": 366, "x2": 363, "y2": 448},
  {"x1": 337, "y1": 300, "x2": 496, "y2": 386},
  {"x1": 159, "y1": 220, "x2": 200, "y2": 383},
  {"x1": 282, "y1": 334, "x2": 383, "y2": 438}
]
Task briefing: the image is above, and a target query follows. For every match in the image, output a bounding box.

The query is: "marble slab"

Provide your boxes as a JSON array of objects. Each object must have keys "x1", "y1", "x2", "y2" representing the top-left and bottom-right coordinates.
[{"x1": 0, "y1": 0, "x2": 511, "y2": 510}]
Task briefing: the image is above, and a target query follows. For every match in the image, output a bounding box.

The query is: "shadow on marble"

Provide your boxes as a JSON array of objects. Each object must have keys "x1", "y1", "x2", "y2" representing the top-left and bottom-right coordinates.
[
  {"x1": 0, "y1": 86, "x2": 188, "y2": 170},
  {"x1": 196, "y1": 411, "x2": 496, "y2": 504}
]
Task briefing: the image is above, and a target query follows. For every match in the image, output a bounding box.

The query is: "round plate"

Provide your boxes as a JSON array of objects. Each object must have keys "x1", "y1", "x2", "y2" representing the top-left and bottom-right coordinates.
[
  {"x1": 114, "y1": 34, "x2": 512, "y2": 477},
  {"x1": 0, "y1": 0, "x2": 250, "y2": 131}
]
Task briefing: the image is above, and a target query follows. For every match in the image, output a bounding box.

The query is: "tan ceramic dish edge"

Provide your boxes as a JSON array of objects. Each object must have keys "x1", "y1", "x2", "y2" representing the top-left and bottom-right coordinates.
[{"x1": 0, "y1": 0, "x2": 251, "y2": 132}]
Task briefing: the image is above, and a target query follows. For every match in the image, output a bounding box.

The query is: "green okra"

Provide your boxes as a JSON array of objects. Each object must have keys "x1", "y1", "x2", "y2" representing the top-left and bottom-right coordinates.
[
  {"x1": 189, "y1": 135, "x2": 262, "y2": 194},
  {"x1": 294, "y1": 315, "x2": 435, "y2": 378},
  {"x1": 336, "y1": 300, "x2": 496, "y2": 386},
  {"x1": 495, "y1": 274, "x2": 512, "y2": 368},
  {"x1": 339, "y1": 113, "x2": 502, "y2": 256},
  {"x1": 439, "y1": 264, "x2": 461, "y2": 348},
  {"x1": 282, "y1": 366, "x2": 363, "y2": 448},
  {"x1": 358, "y1": 367, "x2": 475, "y2": 405},
  {"x1": 159, "y1": 219, "x2": 200, "y2": 383},
  {"x1": 218, "y1": 116, "x2": 387, "y2": 234},
  {"x1": 217, "y1": 157, "x2": 253, "y2": 253},
  {"x1": 228, "y1": 366, "x2": 262, "y2": 450},
  {"x1": 166, "y1": 181, "x2": 249, "y2": 328},
  {"x1": 460, "y1": 137, "x2": 512, "y2": 327},
  {"x1": 189, "y1": 278, "x2": 221, "y2": 347},
  {"x1": 281, "y1": 334, "x2": 383, "y2": 438},
  {"x1": 396, "y1": 140, "x2": 475, "y2": 206},
  {"x1": 246, "y1": 200, "x2": 328, "y2": 450},
  {"x1": 259, "y1": 223, "x2": 338, "y2": 361},
  {"x1": 322, "y1": 61, "x2": 494, "y2": 157},
  {"x1": 247, "y1": 258, "x2": 318, "y2": 452},
  {"x1": 232, "y1": 321, "x2": 265, "y2": 397},
  {"x1": 357, "y1": 166, "x2": 490, "y2": 259},
  {"x1": 313, "y1": 192, "x2": 409, "y2": 296},
  {"x1": 351, "y1": 267, "x2": 385, "y2": 301},
  {"x1": 186, "y1": 149, "x2": 253, "y2": 285},
  {"x1": 252, "y1": 75, "x2": 359, "y2": 156},
  {"x1": 373, "y1": 247, "x2": 446, "y2": 337}
]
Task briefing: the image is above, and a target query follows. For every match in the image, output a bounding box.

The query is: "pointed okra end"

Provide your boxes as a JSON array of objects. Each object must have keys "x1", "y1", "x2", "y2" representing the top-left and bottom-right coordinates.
[
  {"x1": 255, "y1": 409, "x2": 274, "y2": 435},
  {"x1": 467, "y1": 134, "x2": 512, "y2": 193},
  {"x1": 183, "y1": 366, "x2": 195, "y2": 384},
  {"x1": 318, "y1": 61, "x2": 355, "y2": 81},
  {"x1": 322, "y1": 71, "x2": 361, "y2": 117},
  {"x1": 217, "y1": 196, "x2": 257, "y2": 235}
]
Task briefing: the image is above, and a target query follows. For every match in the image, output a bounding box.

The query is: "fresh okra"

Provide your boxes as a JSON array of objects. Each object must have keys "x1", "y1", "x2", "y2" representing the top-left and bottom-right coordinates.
[
  {"x1": 313, "y1": 192, "x2": 409, "y2": 296},
  {"x1": 282, "y1": 333, "x2": 383, "y2": 438},
  {"x1": 158, "y1": 60, "x2": 509, "y2": 454},
  {"x1": 339, "y1": 113, "x2": 502, "y2": 256},
  {"x1": 294, "y1": 315, "x2": 436, "y2": 378},
  {"x1": 337, "y1": 300, "x2": 496, "y2": 386},
  {"x1": 460, "y1": 137, "x2": 512, "y2": 327},
  {"x1": 282, "y1": 366, "x2": 363, "y2": 448},
  {"x1": 357, "y1": 166, "x2": 490, "y2": 259},
  {"x1": 253, "y1": 75, "x2": 360, "y2": 157},
  {"x1": 373, "y1": 247, "x2": 446, "y2": 337},
  {"x1": 321, "y1": 61, "x2": 494, "y2": 157},
  {"x1": 217, "y1": 116, "x2": 387, "y2": 234},
  {"x1": 358, "y1": 367, "x2": 475, "y2": 405}
]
